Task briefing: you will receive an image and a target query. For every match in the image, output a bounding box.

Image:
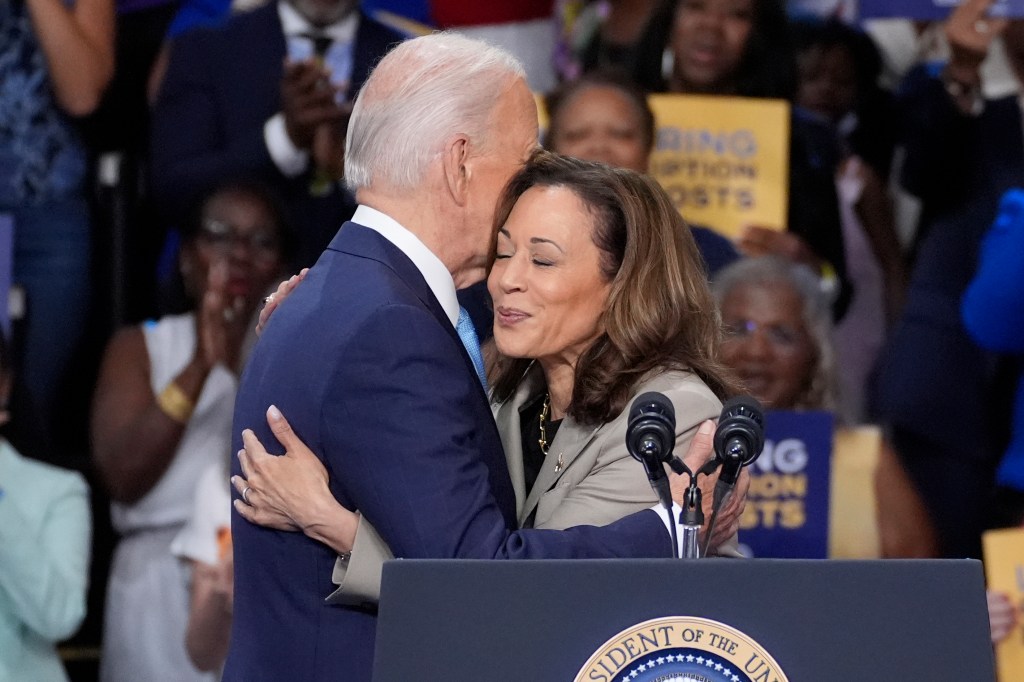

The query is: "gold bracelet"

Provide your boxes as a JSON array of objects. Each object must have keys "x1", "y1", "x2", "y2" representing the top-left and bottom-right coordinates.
[{"x1": 156, "y1": 381, "x2": 195, "y2": 425}]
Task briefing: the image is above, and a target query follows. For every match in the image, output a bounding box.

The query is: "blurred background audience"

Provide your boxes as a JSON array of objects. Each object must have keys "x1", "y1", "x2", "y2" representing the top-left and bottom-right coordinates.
[
  {"x1": 542, "y1": 69, "x2": 740, "y2": 275},
  {"x1": 712, "y1": 256, "x2": 938, "y2": 559},
  {"x1": 90, "y1": 181, "x2": 288, "y2": 681},
  {"x1": 3, "y1": 0, "x2": 1023, "y2": 677},
  {"x1": 871, "y1": 2, "x2": 1024, "y2": 560},
  {"x1": 149, "y1": 0, "x2": 403, "y2": 269},
  {"x1": 962, "y1": 188, "x2": 1024, "y2": 649},
  {"x1": 790, "y1": 17, "x2": 905, "y2": 423},
  {"x1": 1, "y1": 0, "x2": 113, "y2": 461}
]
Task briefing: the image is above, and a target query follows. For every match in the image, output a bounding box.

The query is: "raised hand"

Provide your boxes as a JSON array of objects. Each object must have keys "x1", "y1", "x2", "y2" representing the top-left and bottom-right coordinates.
[
  {"x1": 196, "y1": 259, "x2": 248, "y2": 373},
  {"x1": 946, "y1": 0, "x2": 1008, "y2": 75},
  {"x1": 737, "y1": 226, "x2": 821, "y2": 271},
  {"x1": 281, "y1": 60, "x2": 348, "y2": 151}
]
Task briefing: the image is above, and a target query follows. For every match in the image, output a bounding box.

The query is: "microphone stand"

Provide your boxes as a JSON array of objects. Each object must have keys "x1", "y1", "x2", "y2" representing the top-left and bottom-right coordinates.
[
  {"x1": 680, "y1": 483, "x2": 703, "y2": 559},
  {"x1": 677, "y1": 457, "x2": 719, "y2": 559},
  {"x1": 662, "y1": 455, "x2": 700, "y2": 559}
]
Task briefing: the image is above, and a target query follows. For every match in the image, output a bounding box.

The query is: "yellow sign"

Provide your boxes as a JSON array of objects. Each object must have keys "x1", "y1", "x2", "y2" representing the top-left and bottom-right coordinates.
[
  {"x1": 574, "y1": 616, "x2": 790, "y2": 682},
  {"x1": 983, "y1": 527, "x2": 1024, "y2": 682},
  {"x1": 829, "y1": 426, "x2": 882, "y2": 558},
  {"x1": 649, "y1": 94, "x2": 790, "y2": 238},
  {"x1": 537, "y1": 93, "x2": 791, "y2": 239}
]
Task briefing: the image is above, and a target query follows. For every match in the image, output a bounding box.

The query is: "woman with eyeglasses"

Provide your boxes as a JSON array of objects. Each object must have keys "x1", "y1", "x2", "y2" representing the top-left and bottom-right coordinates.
[
  {"x1": 712, "y1": 255, "x2": 938, "y2": 560},
  {"x1": 91, "y1": 180, "x2": 291, "y2": 682}
]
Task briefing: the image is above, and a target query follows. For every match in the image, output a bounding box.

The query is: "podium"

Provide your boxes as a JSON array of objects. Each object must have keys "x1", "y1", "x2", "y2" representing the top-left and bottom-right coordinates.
[{"x1": 373, "y1": 559, "x2": 995, "y2": 681}]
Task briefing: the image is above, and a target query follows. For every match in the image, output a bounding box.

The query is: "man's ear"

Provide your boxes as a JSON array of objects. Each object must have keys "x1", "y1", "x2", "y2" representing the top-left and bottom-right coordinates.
[{"x1": 441, "y1": 134, "x2": 471, "y2": 207}]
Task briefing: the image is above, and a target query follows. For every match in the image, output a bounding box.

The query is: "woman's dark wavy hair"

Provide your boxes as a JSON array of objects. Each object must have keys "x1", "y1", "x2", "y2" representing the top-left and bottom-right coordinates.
[
  {"x1": 543, "y1": 68, "x2": 657, "y2": 153},
  {"x1": 488, "y1": 151, "x2": 739, "y2": 425}
]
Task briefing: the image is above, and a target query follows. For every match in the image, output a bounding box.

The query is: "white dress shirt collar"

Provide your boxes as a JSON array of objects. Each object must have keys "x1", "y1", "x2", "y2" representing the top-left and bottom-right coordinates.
[
  {"x1": 277, "y1": 1, "x2": 358, "y2": 43},
  {"x1": 351, "y1": 205, "x2": 460, "y2": 328}
]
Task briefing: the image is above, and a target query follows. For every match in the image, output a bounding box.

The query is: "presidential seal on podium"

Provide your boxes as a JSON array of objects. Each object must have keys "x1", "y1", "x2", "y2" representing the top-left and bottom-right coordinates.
[{"x1": 574, "y1": 616, "x2": 789, "y2": 682}]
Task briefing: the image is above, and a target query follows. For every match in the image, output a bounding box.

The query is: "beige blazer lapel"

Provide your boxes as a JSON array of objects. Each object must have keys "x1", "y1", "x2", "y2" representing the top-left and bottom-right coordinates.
[
  {"x1": 518, "y1": 415, "x2": 604, "y2": 527},
  {"x1": 493, "y1": 364, "x2": 545, "y2": 519}
]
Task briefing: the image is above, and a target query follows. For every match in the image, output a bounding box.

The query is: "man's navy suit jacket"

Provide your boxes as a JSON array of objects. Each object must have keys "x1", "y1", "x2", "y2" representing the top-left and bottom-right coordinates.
[
  {"x1": 150, "y1": 5, "x2": 403, "y2": 266},
  {"x1": 225, "y1": 223, "x2": 671, "y2": 681}
]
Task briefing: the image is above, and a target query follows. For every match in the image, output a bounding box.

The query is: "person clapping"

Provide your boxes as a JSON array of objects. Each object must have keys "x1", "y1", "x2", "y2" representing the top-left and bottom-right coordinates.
[{"x1": 91, "y1": 181, "x2": 290, "y2": 682}]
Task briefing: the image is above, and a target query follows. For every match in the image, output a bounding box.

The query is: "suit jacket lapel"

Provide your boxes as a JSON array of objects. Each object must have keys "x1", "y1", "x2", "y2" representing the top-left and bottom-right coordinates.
[
  {"x1": 518, "y1": 399, "x2": 605, "y2": 527},
  {"x1": 493, "y1": 364, "x2": 544, "y2": 517}
]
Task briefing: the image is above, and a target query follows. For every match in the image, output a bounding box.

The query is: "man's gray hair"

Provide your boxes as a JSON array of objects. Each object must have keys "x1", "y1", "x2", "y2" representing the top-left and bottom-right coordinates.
[
  {"x1": 712, "y1": 255, "x2": 840, "y2": 413},
  {"x1": 345, "y1": 32, "x2": 527, "y2": 192}
]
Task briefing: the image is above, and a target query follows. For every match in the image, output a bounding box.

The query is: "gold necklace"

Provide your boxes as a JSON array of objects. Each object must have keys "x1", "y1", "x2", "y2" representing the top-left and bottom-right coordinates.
[{"x1": 538, "y1": 393, "x2": 551, "y2": 455}]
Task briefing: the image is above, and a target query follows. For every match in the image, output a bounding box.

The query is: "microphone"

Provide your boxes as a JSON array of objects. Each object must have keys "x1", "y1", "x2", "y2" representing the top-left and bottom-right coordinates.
[
  {"x1": 626, "y1": 392, "x2": 678, "y2": 557},
  {"x1": 700, "y1": 396, "x2": 765, "y2": 556},
  {"x1": 626, "y1": 391, "x2": 676, "y2": 483},
  {"x1": 713, "y1": 395, "x2": 765, "y2": 489}
]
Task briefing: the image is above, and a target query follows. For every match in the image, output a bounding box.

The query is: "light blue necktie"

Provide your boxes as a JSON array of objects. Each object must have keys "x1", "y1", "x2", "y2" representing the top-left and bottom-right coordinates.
[{"x1": 456, "y1": 307, "x2": 488, "y2": 393}]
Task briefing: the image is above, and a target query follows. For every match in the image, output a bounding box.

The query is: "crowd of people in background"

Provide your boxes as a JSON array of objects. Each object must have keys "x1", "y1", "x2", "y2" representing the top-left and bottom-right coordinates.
[{"x1": 1, "y1": 0, "x2": 1023, "y2": 679}]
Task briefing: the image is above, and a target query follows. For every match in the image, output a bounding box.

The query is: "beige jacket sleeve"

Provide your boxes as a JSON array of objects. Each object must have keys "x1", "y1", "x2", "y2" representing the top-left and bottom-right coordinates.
[{"x1": 324, "y1": 518, "x2": 392, "y2": 606}]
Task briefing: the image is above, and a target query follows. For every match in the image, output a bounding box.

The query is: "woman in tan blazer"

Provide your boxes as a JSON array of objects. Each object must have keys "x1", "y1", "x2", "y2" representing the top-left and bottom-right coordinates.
[{"x1": 233, "y1": 152, "x2": 744, "y2": 604}]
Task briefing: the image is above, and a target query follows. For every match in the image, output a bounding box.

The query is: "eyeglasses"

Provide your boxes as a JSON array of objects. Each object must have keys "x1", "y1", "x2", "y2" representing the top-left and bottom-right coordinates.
[
  {"x1": 199, "y1": 220, "x2": 281, "y2": 262},
  {"x1": 722, "y1": 319, "x2": 807, "y2": 351}
]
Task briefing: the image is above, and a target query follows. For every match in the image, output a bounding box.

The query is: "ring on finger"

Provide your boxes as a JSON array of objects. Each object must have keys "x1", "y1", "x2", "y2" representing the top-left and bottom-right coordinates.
[
  {"x1": 242, "y1": 486, "x2": 252, "y2": 504},
  {"x1": 975, "y1": 19, "x2": 990, "y2": 33}
]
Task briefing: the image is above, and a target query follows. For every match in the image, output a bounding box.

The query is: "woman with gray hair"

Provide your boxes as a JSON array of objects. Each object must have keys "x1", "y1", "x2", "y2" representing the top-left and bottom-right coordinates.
[
  {"x1": 713, "y1": 256, "x2": 838, "y2": 414},
  {"x1": 712, "y1": 255, "x2": 937, "y2": 559}
]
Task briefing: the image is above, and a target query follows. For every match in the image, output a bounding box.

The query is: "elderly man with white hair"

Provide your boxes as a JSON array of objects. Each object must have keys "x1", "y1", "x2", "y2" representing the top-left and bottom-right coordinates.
[{"x1": 224, "y1": 33, "x2": 708, "y2": 682}]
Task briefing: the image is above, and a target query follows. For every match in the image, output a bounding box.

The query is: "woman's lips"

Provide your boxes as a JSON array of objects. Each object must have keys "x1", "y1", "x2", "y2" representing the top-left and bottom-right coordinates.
[
  {"x1": 495, "y1": 306, "x2": 530, "y2": 325},
  {"x1": 686, "y1": 44, "x2": 721, "y2": 68}
]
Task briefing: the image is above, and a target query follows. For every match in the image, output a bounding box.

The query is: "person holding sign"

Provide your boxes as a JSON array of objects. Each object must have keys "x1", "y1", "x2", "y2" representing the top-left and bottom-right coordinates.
[
  {"x1": 542, "y1": 69, "x2": 740, "y2": 276},
  {"x1": 712, "y1": 256, "x2": 939, "y2": 559},
  {"x1": 659, "y1": 0, "x2": 852, "y2": 319}
]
